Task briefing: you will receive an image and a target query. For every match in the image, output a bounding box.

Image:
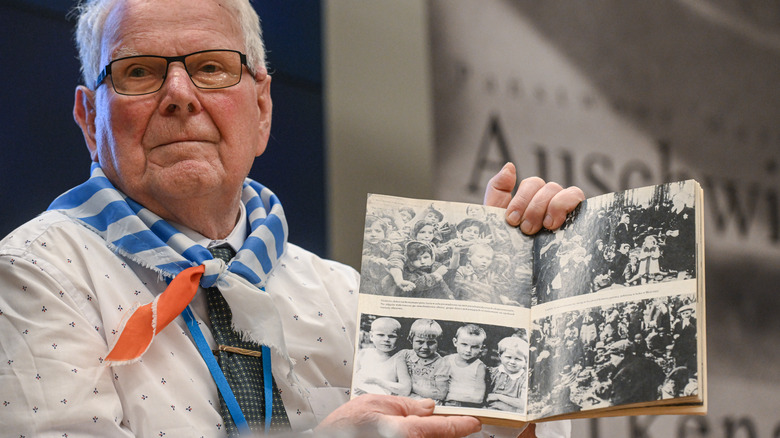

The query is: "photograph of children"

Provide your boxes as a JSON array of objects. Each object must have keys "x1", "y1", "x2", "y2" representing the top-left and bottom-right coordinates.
[
  {"x1": 526, "y1": 293, "x2": 699, "y2": 418},
  {"x1": 359, "y1": 195, "x2": 535, "y2": 308},
  {"x1": 533, "y1": 181, "x2": 697, "y2": 305},
  {"x1": 354, "y1": 314, "x2": 531, "y2": 415}
]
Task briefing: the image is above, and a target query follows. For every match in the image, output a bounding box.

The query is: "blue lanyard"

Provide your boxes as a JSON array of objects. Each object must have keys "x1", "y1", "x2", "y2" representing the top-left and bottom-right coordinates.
[
  {"x1": 261, "y1": 344, "x2": 273, "y2": 433},
  {"x1": 182, "y1": 305, "x2": 274, "y2": 435}
]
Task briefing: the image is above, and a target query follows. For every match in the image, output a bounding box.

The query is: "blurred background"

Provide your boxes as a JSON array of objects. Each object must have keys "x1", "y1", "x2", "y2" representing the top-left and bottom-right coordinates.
[{"x1": 2, "y1": 0, "x2": 778, "y2": 436}]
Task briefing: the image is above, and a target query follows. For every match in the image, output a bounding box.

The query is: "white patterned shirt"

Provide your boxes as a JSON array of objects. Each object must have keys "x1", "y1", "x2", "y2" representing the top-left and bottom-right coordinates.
[
  {"x1": 0, "y1": 211, "x2": 569, "y2": 438},
  {"x1": 0, "y1": 211, "x2": 359, "y2": 437}
]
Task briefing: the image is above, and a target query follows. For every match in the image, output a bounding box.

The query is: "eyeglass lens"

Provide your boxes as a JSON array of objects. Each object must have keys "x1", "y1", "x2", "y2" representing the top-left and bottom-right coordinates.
[{"x1": 110, "y1": 50, "x2": 243, "y2": 95}]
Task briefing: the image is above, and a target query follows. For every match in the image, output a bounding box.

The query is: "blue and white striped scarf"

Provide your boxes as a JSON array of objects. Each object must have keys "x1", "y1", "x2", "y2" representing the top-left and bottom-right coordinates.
[
  {"x1": 49, "y1": 163, "x2": 287, "y2": 288},
  {"x1": 48, "y1": 163, "x2": 295, "y2": 378}
]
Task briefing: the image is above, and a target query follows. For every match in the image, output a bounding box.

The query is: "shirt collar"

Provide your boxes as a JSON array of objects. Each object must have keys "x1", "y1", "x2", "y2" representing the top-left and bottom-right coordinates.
[
  {"x1": 409, "y1": 352, "x2": 441, "y2": 365},
  {"x1": 497, "y1": 364, "x2": 524, "y2": 380},
  {"x1": 170, "y1": 202, "x2": 248, "y2": 254}
]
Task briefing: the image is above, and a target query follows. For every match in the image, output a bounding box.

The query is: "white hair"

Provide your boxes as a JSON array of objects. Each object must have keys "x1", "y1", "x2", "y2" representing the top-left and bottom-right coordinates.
[{"x1": 73, "y1": 0, "x2": 267, "y2": 89}]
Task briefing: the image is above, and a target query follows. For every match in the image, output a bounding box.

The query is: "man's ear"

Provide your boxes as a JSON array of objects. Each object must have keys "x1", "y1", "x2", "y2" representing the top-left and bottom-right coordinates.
[
  {"x1": 253, "y1": 68, "x2": 272, "y2": 157},
  {"x1": 74, "y1": 85, "x2": 99, "y2": 161}
]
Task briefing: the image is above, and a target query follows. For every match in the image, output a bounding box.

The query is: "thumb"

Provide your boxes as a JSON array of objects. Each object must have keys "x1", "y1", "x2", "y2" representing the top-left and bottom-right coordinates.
[
  {"x1": 484, "y1": 162, "x2": 516, "y2": 208},
  {"x1": 404, "y1": 398, "x2": 437, "y2": 416}
]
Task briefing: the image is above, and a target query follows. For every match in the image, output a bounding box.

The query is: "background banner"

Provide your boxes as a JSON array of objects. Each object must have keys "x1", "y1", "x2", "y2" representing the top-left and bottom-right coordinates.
[{"x1": 428, "y1": 0, "x2": 780, "y2": 436}]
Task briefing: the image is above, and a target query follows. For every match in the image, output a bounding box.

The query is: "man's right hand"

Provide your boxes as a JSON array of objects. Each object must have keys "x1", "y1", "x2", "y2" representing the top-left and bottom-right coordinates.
[{"x1": 315, "y1": 394, "x2": 482, "y2": 437}]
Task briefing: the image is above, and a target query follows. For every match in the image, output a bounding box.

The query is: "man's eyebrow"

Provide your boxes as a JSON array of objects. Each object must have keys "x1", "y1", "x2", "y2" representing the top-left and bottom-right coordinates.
[{"x1": 112, "y1": 47, "x2": 143, "y2": 59}]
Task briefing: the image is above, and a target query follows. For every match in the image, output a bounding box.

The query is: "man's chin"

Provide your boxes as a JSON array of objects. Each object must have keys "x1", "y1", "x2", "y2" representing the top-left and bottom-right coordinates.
[{"x1": 143, "y1": 164, "x2": 228, "y2": 199}]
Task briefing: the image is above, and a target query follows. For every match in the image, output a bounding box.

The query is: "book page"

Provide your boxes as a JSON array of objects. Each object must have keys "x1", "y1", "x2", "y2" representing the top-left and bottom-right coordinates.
[
  {"x1": 527, "y1": 181, "x2": 702, "y2": 420},
  {"x1": 353, "y1": 194, "x2": 535, "y2": 422}
]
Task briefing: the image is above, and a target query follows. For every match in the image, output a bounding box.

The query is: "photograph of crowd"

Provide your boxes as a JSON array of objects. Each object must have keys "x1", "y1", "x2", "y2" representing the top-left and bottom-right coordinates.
[
  {"x1": 360, "y1": 195, "x2": 534, "y2": 307},
  {"x1": 526, "y1": 293, "x2": 699, "y2": 418},
  {"x1": 533, "y1": 181, "x2": 697, "y2": 305},
  {"x1": 353, "y1": 314, "x2": 531, "y2": 415}
]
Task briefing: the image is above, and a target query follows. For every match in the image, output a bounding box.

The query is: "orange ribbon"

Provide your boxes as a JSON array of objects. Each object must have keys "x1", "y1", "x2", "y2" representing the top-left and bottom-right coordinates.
[{"x1": 105, "y1": 265, "x2": 205, "y2": 363}]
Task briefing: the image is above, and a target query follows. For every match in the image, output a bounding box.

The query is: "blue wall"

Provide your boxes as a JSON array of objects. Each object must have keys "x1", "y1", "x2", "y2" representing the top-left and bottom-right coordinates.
[{"x1": 0, "y1": 1, "x2": 327, "y2": 256}]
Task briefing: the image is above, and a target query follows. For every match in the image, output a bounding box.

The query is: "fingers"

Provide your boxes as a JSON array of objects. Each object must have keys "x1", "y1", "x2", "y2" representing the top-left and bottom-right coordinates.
[
  {"x1": 317, "y1": 395, "x2": 481, "y2": 438},
  {"x1": 483, "y1": 162, "x2": 516, "y2": 208},
  {"x1": 544, "y1": 186, "x2": 586, "y2": 230},
  {"x1": 388, "y1": 396, "x2": 436, "y2": 417},
  {"x1": 389, "y1": 414, "x2": 482, "y2": 438},
  {"x1": 482, "y1": 163, "x2": 585, "y2": 234},
  {"x1": 506, "y1": 178, "x2": 585, "y2": 234},
  {"x1": 506, "y1": 177, "x2": 561, "y2": 234},
  {"x1": 317, "y1": 395, "x2": 430, "y2": 431},
  {"x1": 374, "y1": 397, "x2": 481, "y2": 437}
]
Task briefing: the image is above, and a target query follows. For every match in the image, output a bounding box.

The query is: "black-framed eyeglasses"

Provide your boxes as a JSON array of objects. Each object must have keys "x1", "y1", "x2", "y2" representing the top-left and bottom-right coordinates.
[{"x1": 94, "y1": 49, "x2": 248, "y2": 96}]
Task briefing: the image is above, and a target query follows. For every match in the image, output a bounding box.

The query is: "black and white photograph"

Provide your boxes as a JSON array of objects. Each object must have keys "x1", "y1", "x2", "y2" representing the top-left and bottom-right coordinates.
[
  {"x1": 353, "y1": 313, "x2": 530, "y2": 415},
  {"x1": 359, "y1": 194, "x2": 534, "y2": 307},
  {"x1": 527, "y1": 293, "x2": 698, "y2": 419},
  {"x1": 355, "y1": 183, "x2": 703, "y2": 423},
  {"x1": 533, "y1": 181, "x2": 697, "y2": 305}
]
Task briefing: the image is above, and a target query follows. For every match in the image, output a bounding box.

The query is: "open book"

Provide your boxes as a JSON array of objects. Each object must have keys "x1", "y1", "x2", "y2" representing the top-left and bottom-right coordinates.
[{"x1": 350, "y1": 180, "x2": 706, "y2": 425}]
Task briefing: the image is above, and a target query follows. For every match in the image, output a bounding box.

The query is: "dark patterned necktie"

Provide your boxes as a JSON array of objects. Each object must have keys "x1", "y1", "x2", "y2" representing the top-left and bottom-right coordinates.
[{"x1": 207, "y1": 244, "x2": 290, "y2": 436}]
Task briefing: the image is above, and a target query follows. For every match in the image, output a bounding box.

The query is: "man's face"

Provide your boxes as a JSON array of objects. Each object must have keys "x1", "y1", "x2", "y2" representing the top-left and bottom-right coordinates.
[
  {"x1": 75, "y1": 0, "x2": 271, "y2": 222},
  {"x1": 411, "y1": 336, "x2": 438, "y2": 359}
]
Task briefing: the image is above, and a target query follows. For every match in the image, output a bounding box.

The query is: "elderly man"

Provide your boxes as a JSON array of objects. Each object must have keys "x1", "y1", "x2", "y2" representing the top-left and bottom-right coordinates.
[{"x1": 0, "y1": 0, "x2": 583, "y2": 437}]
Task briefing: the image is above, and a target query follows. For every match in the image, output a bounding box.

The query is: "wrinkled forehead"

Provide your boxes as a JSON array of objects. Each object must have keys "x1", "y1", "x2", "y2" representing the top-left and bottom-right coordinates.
[{"x1": 100, "y1": 0, "x2": 243, "y2": 63}]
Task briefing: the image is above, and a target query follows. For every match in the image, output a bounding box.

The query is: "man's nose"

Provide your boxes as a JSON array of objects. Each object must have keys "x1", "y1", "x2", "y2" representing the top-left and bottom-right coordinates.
[{"x1": 159, "y1": 63, "x2": 202, "y2": 115}]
